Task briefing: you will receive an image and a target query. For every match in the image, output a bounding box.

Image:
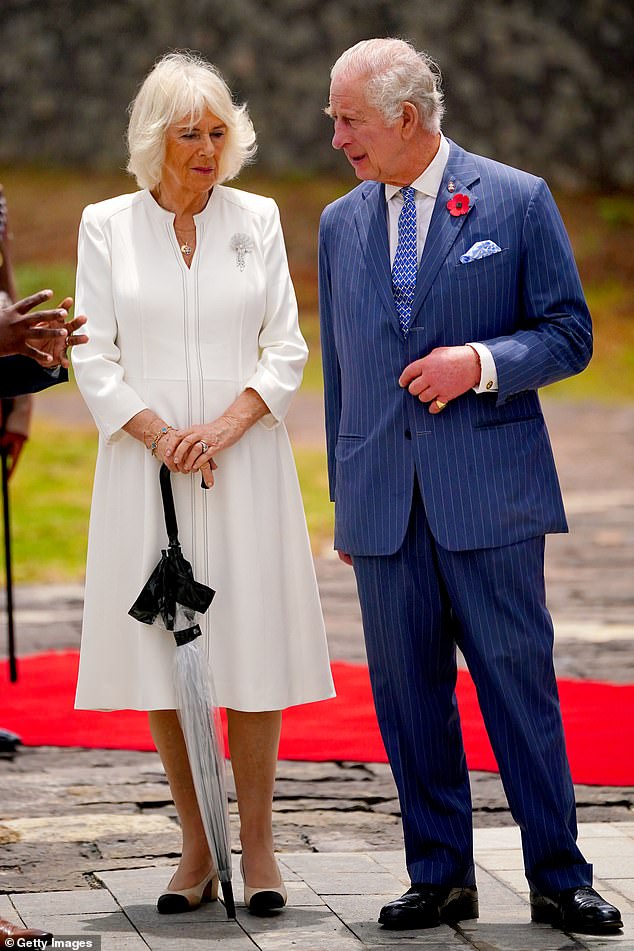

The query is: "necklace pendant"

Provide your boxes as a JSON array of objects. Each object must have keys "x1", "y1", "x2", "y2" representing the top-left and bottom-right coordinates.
[{"x1": 180, "y1": 242, "x2": 193, "y2": 256}]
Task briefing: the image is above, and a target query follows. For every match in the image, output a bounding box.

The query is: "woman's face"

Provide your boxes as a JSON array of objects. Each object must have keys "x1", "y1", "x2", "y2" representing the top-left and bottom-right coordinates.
[{"x1": 161, "y1": 109, "x2": 227, "y2": 196}]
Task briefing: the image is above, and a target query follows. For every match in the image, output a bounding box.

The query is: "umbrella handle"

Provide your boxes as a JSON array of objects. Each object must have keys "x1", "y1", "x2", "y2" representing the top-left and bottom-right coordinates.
[{"x1": 159, "y1": 464, "x2": 179, "y2": 546}]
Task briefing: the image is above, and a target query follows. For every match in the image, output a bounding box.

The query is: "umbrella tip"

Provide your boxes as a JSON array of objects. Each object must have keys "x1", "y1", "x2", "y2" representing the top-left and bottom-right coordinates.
[{"x1": 221, "y1": 881, "x2": 236, "y2": 919}]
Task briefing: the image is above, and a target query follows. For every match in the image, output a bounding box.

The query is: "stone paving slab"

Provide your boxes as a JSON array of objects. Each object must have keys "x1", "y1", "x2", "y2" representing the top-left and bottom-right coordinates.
[
  {"x1": 2, "y1": 746, "x2": 633, "y2": 893},
  {"x1": 3, "y1": 826, "x2": 633, "y2": 950},
  {"x1": 12, "y1": 887, "x2": 120, "y2": 915}
]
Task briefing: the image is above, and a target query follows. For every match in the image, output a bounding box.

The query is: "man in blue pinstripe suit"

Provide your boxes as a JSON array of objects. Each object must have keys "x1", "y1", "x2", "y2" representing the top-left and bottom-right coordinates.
[{"x1": 319, "y1": 38, "x2": 622, "y2": 935}]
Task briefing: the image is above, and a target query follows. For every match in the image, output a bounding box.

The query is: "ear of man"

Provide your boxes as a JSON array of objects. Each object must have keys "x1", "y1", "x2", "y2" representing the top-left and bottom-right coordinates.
[{"x1": 399, "y1": 102, "x2": 420, "y2": 140}]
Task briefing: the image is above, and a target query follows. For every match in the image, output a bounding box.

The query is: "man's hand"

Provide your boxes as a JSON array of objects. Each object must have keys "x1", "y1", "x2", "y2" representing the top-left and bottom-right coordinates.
[
  {"x1": 337, "y1": 551, "x2": 353, "y2": 566},
  {"x1": 399, "y1": 345, "x2": 481, "y2": 413},
  {"x1": 32, "y1": 297, "x2": 88, "y2": 368},
  {"x1": 0, "y1": 290, "x2": 69, "y2": 364}
]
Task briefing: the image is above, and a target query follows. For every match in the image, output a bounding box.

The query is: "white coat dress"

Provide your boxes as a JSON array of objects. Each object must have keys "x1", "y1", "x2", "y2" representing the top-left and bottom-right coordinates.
[{"x1": 72, "y1": 185, "x2": 335, "y2": 712}]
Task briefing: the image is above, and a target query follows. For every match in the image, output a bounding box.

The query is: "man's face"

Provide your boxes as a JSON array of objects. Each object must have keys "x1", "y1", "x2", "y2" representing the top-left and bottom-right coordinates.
[{"x1": 327, "y1": 73, "x2": 406, "y2": 185}]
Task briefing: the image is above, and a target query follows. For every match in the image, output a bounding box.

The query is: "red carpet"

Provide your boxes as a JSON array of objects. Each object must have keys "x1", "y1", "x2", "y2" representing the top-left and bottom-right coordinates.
[{"x1": 1, "y1": 652, "x2": 632, "y2": 786}]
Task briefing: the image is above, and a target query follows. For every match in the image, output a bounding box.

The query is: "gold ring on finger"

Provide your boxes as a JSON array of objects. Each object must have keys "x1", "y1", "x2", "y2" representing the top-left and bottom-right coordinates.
[{"x1": 435, "y1": 400, "x2": 448, "y2": 411}]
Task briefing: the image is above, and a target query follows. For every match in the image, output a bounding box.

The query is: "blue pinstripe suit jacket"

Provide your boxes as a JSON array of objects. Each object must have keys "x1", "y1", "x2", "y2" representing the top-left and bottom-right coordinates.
[{"x1": 319, "y1": 140, "x2": 592, "y2": 554}]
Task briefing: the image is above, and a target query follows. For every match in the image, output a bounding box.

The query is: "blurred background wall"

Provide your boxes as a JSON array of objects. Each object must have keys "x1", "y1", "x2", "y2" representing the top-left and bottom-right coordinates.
[{"x1": 1, "y1": 0, "x2": 632, "y2": 189}]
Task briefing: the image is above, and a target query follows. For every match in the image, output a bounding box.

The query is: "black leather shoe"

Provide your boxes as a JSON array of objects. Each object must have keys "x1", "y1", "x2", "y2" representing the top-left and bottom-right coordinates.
[
  {"x1": 0, "y1": 728, "x2": 21, "y2": 754},
  {"x1": 530, "y1": 886, "x2": 623, "y2": 934},
  {"x1": 379, "y1": 884, "x2": 478, "y2": 930}
]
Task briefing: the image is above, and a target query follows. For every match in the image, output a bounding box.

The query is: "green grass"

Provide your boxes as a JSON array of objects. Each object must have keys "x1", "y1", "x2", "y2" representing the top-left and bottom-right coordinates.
[
  {"x1": 547, "y1": 281, "x2": 634, "y2": 401},
  {"x1": 14, "y1": 263, "x2": 77, "y2": 305},
  {"x1": 293, "y1": 446, "x2": 334, "y2": 555},
  {"x1": 298, "y1": 312, "x2": 323, "y2": 392},
  {"x1": 1, "y1": 421, "x2": 97, "y2": 583},
  {"x1": 548, "y1": 345, "x2": 634, "y2": 401}
]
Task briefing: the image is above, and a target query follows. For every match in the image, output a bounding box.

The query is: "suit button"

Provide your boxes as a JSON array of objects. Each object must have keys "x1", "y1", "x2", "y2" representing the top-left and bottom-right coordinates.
[{"x1": 404, "y1": 429, "x2": 412, "y2": 439}]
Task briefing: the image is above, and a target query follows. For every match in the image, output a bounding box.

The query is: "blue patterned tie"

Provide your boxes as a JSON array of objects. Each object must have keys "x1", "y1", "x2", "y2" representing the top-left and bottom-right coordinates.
[{"x1": 392, "y1": 186, "x2": 417, "y2": 334}]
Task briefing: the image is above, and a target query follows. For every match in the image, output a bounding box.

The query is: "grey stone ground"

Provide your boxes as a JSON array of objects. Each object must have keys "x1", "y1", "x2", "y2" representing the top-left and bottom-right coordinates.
[{"x1": 0, "y1": 396, "x2": 633, "y2": 949}]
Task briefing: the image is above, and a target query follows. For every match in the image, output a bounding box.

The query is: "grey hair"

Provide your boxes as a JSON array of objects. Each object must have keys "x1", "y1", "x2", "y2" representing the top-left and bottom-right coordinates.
[
  {"x1": 330, "y1": 38, "x2": 444, "y2": 134},
  {"x1": 127, "y1": 51, "x2": 257, "y2": 189}
]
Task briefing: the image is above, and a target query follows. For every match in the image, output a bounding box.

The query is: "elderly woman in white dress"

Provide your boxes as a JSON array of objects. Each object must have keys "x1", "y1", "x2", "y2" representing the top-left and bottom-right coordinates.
[{"x1": 72, "y1": 52, "x2": 334, "y2": 916}]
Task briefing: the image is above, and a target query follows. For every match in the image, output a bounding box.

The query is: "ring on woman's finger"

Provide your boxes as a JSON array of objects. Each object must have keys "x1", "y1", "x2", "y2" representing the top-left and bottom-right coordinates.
[{"x1": 199, "y1": 440, "x2": 209, "y2": 453}]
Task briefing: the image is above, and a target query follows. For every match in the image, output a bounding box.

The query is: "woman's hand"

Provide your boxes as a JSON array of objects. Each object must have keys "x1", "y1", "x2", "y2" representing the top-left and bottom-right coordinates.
[
  {"x1": 123, "y1": 410, "x2": 218, "y2": 486},
  {"x1": 168, "y1": 388, "x2": 269, "y2": 485},
  {"x1": 156, "y1": 426, "x2": 218, "y2": 486},
  {"x1": 126, "y1": 390, "x2": 268, "y2": 489},
  {"x1": 169, "y1": 415, "x2": 241, "y2": 480}
]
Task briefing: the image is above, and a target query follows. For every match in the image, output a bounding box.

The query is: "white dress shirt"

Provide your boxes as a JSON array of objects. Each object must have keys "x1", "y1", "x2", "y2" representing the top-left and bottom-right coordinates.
[{"x1": 385, "y1": 134, "x2": 498, "y2": 393}]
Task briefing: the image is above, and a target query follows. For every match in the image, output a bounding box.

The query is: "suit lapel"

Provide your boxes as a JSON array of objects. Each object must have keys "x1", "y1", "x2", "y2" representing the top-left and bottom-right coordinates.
[
  {"x1": 354, "y1": 184, "x2": 402, "y2": 337},
  {"x1": 351, "y1": 145, "x2": 481, "y2": 336},
  {"x1": 409, "y1": 142, "x2": 480, "y2": 326}
]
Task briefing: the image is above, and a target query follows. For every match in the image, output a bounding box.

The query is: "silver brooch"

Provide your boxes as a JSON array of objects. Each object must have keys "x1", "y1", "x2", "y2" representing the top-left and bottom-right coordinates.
[{"x1": 230, "y1": 233, "x2": 254, "y2": 271}]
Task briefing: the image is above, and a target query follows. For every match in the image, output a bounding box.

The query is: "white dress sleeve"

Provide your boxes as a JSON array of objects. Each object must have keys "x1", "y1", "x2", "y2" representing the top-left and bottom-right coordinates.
[
  {"x1": 244, "y1": 201, "x2": 308, "y2": 429},
  {"x1": 72, "y1": 205, "x2": 148, "y2": 443}
]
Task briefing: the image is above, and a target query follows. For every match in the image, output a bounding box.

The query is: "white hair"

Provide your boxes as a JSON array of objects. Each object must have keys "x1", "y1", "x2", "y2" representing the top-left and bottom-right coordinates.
[
  {"x1": 127, "y1": 51, "x2": 257, "y2": 189},
  {"x1": 331, "y1": 38, "x2": 444, "y2": 134}
]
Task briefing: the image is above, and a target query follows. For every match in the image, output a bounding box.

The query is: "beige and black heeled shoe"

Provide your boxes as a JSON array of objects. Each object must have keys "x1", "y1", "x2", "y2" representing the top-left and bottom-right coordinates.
[
  {"x1": 157, "y1": 867, "x2": 219, "y2": 914},
  {"x1": 241, "y1": 857, "x2": 287, "y2": 915}
]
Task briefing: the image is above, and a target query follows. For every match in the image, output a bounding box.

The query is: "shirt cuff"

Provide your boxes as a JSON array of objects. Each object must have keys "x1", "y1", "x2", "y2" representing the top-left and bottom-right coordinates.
[{"x1": 467, "y1": 342, "x2": 498, "y2": 393}]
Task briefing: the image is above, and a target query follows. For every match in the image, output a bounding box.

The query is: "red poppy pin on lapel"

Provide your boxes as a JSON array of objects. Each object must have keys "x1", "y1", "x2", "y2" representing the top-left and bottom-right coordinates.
[{"x1": 447, "y1": 194, "x2": 470, "y2": 217}]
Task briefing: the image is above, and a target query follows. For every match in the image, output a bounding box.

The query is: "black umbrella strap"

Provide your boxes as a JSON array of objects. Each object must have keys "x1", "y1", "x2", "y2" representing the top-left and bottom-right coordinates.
[
  {"x1": 159, "y1": 464, "x2": 179, "y2": 546},
  {"x1": 174, "y1": 624, "x2": 203, "y2": 646}
]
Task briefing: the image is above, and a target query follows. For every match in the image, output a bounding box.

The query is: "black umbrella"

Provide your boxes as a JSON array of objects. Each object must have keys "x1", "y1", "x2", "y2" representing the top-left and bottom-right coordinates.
[{"x1": 129, "y1": 463, "x2": 235, "y2": 919}]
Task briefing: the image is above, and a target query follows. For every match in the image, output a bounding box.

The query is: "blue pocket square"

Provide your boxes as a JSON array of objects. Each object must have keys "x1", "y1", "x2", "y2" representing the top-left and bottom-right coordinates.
[{"x1": 460, "y1": 240, "x2": 502, "y2": 264}]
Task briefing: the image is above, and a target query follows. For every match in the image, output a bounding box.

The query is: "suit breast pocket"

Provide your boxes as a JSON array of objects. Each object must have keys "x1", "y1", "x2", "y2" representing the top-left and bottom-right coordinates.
[{"x1": 454, "y1": 249, "x2": 508, "y2": 280}]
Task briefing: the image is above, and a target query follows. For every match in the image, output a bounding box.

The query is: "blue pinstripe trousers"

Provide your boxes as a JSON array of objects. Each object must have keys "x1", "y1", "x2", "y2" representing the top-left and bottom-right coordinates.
[{"x1": 352, "y1": 480, "x2": 592, "y2": 894}]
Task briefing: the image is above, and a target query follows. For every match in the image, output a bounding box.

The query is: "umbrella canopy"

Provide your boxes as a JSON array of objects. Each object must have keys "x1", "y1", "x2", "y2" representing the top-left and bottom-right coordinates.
[
  {"x1": 127, "y1": 464, "x2": 214, "y2": 634},
  {"x1": 129, "y1": 464, "x2": 235, "y2": 918}
]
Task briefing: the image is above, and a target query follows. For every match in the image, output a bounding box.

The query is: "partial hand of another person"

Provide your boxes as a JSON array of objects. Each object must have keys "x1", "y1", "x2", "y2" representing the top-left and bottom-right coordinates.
[
  {"x1": 33, "y1": 297, "x2": 89, "y2": 368},
  {"x1": 337, "y1": 551, "x2": 353, "y2": 566},
  {"x1": 0, "y1": 290, "x2": 69, "y2": 364},
  {"x1": 399, "y1": 345, "x2": 481, "y2": 413}
]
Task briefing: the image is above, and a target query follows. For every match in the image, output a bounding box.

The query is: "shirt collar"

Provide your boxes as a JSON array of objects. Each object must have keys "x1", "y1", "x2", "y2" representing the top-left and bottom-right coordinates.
[{"x1": 385, "y1": 133, "x2": 450, "y2": 203}]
